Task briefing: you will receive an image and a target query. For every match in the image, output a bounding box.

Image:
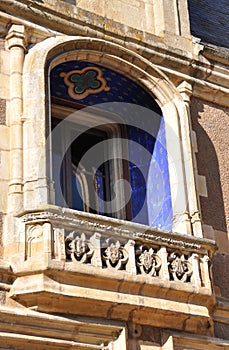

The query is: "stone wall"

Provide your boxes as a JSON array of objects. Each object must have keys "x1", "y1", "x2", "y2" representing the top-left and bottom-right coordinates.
[
  {"x1": 190, "y1": 98, "x2": 229, "y2": 302},
  {"x1": 0, "y1": 38, "x2": 7, "y2": 125},
  {"x1": 214, "y1": 322, "x2": 229, "y2": 341},
  {"x1": 190, "y1": 98, "x2": 229, "y2": 237}
]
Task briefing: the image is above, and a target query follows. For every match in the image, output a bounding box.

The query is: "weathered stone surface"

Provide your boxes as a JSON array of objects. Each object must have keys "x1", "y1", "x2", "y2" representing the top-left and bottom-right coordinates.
[
  {"x1": 214, "y1": 322, "x2": 229, "y2": 341},
  {"x1": 0, "y1": 98, "x2": 6, "y2": 125},
  {"x1": 190, "y1": 98, "x2": 229, "y2": 234},
  {"x1": 212, "y1": 254, "x2": 229, "y2": 298}
]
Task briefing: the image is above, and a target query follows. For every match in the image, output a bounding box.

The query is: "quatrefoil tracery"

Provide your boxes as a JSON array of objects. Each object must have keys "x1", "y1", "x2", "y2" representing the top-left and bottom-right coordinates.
[
  {"x1": 168, "y1": 251, "x2": 192, "y2": 282},
  {"x1": 102, "y1": 241, "x2": 128, "y2": 270},
  {"x1": 136, "y1": 246, "x2": 161, "y2": 276},
  {"x1": 65, "y1": 233, "x2": 94, "y2": 263}
]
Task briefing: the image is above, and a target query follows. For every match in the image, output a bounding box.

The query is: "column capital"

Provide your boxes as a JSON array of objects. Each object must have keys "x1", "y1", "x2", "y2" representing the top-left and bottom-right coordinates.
[
  {"x1": 177, "y1": 81, "x2": 193, "y2": 104},
  {"x1": 6, "y1": 24, "x2": 26, "y2": 50}
]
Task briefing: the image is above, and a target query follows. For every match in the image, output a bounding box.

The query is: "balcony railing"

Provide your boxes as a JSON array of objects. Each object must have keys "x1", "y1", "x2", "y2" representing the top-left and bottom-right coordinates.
[
  {"x1": 7, "y1": 207, "x2": 217, "y2": 335},
  {"x1": 16, "y1": 207, "x2": 216, "y2": 294}
]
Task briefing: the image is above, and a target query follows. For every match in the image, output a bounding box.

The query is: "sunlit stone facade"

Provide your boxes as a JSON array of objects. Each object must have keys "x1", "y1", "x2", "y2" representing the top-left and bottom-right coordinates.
[{"x1": 0, "y1": 1, "x2": 228, "y2": 349}]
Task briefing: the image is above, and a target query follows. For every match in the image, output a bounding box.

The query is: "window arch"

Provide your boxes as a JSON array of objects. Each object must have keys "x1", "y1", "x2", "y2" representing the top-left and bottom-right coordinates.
[
  {"x1": 22, "y1": 36, "x2": 202, "y2": 236},
  {"x1": 50, "y1": 60, "x2": 173, "y2": 230}
]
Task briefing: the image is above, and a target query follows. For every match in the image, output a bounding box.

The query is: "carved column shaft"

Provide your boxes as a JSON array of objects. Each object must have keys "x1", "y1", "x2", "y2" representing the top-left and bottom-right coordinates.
[
  {"x1": 6, "y1": 24, "x2": 26, "y2": 214},
  {"x1": 177, "y1": 81, "x2": 203, "y2": 237}
]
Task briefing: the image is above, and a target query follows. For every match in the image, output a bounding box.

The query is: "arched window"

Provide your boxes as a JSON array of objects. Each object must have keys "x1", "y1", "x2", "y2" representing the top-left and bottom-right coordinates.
[{"x1": 50, "y1": 60, "x2": 173, "y2": 230}]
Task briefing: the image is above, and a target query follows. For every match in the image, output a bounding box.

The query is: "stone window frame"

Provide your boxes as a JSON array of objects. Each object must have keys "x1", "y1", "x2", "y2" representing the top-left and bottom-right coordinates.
[{"x1": 21, "y1": 36, "x2": 202, "y2": 237}]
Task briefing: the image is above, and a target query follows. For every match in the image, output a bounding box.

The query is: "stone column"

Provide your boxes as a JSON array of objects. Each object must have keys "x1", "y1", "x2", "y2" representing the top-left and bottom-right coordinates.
[
  {"x1": 177, "y1": 81, "x2": 203, "y2": 237},
  {"x1": 6, "y1": 24, "x2": 25, "y2": 214},
  {"x1": 162, "y1": 99, "x2": 192, "y2": 235}
]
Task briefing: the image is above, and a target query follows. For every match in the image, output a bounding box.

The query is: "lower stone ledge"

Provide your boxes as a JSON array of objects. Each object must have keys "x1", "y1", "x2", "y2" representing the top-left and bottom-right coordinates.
[
  {"x1": 162, "y1": 331, "x2": 229, "y2": 350},
  {"x1": 0, "y1": 332, "x2": 106, "y2": 350},
  {"x1": 0, "y1": 306, "x2": 124, "y2": 348},
  {"x1": 213, "y1": 297, "x2": 229, "y2": 340},
  {"x1": 9, "y1": 272, "x2": 214, "y2": 335}
]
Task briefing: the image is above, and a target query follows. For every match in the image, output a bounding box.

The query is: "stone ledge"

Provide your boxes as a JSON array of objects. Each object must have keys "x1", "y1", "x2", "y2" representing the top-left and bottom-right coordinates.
[
  {"x1": 9, "y1": 272, "x2": 213, "y2": 335},
  {"x1": 0, "y1": 306, "x2": 123, "y2": 348},
  {"x1": 162, "y1": 330, "x2": 229, "y2": 349}
]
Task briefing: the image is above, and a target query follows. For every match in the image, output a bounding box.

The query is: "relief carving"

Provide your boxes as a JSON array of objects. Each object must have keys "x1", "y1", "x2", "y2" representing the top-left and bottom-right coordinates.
[
  {"x1": 65, "y1": 233, "x2": 94, "y2": 263},
  {"x1": 136, "y1": 246, "x2": 161, "y2": 276},
  {"x1": 102, "y1": 241, "x2": 128, "y2": 270},
  {"x1": 26, "y1": 224, "x2": 43, "y2": 259},
  {"x1": 168, "y1": 251, "x2": 192, "y2": 282}
]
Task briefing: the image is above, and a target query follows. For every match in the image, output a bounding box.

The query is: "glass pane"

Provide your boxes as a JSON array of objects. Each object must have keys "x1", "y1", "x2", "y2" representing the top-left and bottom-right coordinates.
[
  {"x1": 52, "y1": 152, "x2": 64, "y2": 207},
  {"x1": 94, "y1": 167, "x2": 105, "y2": 215},
  {"x1": 71, "y1": 170, "x2": 84, "y2": 211},
  {"x1": 127, "y1": 117, "x2": 172, "y2": 230}
]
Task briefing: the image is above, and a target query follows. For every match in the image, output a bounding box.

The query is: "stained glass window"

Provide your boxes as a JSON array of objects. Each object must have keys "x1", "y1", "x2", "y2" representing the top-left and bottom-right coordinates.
[{"x1": 51, "y1": 60, "x2": 173, "y2": 230}]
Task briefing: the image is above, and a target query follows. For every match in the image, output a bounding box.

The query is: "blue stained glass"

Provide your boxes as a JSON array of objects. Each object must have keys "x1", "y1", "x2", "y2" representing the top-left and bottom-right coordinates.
[
  {"x1": 51, "y1": 60, "x2": 173, "y2": 231},
  {"x1": 127, "y1": 117, "x2": 172, "y2": 230},
  {"x1": 50, "y1": 60, "x2": 161, "y2": 113},
  {"x1": 94, "y1": 168, "x2": 105, "y2": 215},
  {"x1": 147, "y1": 117, "x2": 172, "y2": 231},
  {"x1": 127, "y1": 125, "x2": 155, "y2": 225}
]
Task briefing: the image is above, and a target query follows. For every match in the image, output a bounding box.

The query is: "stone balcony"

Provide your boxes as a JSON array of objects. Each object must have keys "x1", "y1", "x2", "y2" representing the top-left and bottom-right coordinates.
[{"x1": 9, "y1": 206, "x2": 217, "y2": 335}]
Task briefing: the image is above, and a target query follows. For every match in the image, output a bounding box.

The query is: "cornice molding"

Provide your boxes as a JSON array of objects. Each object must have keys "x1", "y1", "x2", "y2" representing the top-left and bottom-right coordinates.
[{"x1": 0, "y1": 1, "x2": 228, "y2": 107}]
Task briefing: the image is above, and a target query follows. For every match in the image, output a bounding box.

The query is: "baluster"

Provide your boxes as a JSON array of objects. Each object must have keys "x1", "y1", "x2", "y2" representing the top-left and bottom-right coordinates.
[
  {"x1": 125, "y1": 240, "x2": 136, "y2": 275},
  {"x1": 191, "y1": 253, "x2": 202, "y2": 288},
  {"x1": 90, "y1": 232, "x2": 102, "y2": 267},
  {"x1": 158, "y1": 246, "x2": 170, "y2": 281},
  {"x1": 202, "y1": 255, "x2": 211, "y2": 290}
]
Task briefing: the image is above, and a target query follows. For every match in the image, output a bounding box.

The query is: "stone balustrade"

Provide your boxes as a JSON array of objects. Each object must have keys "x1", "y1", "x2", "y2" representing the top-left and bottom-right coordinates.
[{"x1": 18, "y1": 207, "x2": 216, "y2": 294}]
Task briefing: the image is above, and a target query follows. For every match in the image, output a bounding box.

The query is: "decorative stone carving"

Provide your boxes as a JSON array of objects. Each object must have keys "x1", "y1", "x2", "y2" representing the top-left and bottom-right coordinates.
[
  {"x1": 102, "y1": 241, "x2": 128, "y2": 270},
  {"x1": 134, "y1": 232, "x2": 201, "y2": 250},
  {"x1": 136, "y1": 246, "x2": 161, "y2": 276},
  {"x1": 168, "y1": 251, "x2": 192, "y2": 282},
  {"x1": 27, "y1": 224, "x2": 43, "y2": 242},
  {"x1": 26, "y1": 224, "x2": 43, "y2": 259},
  {"x1": 65, "y1": 233, "x2": 94, "y2": 263},
  {"x1": 21, "y1": 211, "x2": 214, "y2": 290}
]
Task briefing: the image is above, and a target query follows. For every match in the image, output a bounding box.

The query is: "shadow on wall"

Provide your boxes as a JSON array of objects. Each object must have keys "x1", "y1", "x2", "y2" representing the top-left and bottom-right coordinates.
[
  {"x1": 191, "y1": 98, "x2": 227, "y2": 233},
  {"x1": 190, "y1": 98, "x2": 229, "y2": 300}
]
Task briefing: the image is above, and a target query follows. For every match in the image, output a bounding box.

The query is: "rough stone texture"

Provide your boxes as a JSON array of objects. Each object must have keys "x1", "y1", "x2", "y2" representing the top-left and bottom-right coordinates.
[
  {"x1": 0, "y1": 38, "x2": 5, "y2": 50},
  {"x1": 214, "y1": 321, "x2": 229, "y2": 340},
  {"x1": 127, "y1": 323, "x2": 161, "y2": 350},
  {"x1": 0, "y1": 99, "x2": 6, "y2": 125},
  {"x1": 76, "y1": 0, "x2": 152, "y2": 33},
  {"x1": 212, "y1": 253, "x2": 229, "y2": 298},
  {"x1": 190, "y1": 98, "x2": 229, "y2": 235},
  {"x1": 0, "y1": 291, "x2": 6, "y2": 305},
  {"x1": 0, "y1": 212, "x2": 3, "y2": 258}
]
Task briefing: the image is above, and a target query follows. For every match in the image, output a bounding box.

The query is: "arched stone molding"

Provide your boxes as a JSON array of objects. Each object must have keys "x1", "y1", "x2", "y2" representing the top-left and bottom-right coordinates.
[{"x1": 22, "y1": 35, "x2": 202, "y2": 236}]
